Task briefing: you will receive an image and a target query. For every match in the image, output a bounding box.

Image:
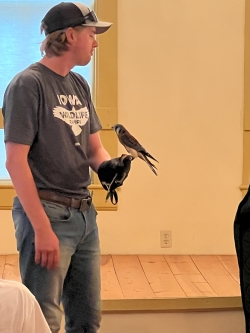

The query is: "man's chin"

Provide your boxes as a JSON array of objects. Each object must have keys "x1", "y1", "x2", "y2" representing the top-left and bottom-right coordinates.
[{"x1": 77, "y1": 58, "x2": 91, "y2": 67}]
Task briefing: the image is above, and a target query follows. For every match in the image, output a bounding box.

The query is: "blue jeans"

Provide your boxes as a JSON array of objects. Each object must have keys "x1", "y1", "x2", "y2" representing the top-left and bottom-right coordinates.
[{"x1": 12, "y1": 196, "x2": 101, "y2": 333}]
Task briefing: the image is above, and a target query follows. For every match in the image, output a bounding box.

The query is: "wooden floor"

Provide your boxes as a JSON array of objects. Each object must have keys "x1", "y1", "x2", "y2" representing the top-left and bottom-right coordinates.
[{"x1": 0, "y1": 254, "x2": 241, "y2": 300}]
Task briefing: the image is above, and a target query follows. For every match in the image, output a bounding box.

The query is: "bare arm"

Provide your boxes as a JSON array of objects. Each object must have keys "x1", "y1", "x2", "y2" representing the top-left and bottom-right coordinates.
[
  {"x1": 5, "y1": 142, "x2": 59, "y2": 270},
  {"x1": 87, "y1": 132, "x2": 111, "y2": 172}
]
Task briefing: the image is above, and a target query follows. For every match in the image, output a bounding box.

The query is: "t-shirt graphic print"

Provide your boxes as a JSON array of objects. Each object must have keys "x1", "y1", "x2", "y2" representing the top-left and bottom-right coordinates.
[{"x1": 53, "y1": 93, "x2": 89, "y2": 136}]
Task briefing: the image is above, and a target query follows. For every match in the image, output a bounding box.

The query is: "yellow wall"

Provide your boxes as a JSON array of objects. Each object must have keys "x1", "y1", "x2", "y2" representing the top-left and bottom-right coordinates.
[
  {"x1": 97, "y1": 0, "x2": 244, "y2": 255},
  {"x1": 0, "y1": 0, "x2": 245, "y2": 254}
]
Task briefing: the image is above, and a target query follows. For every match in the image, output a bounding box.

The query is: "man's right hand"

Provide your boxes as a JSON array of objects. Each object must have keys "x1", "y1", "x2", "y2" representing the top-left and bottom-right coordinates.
[
  {"x1": 6, "y1": 141, "x2": 59, "y2": 269},
  {"x1": 34, "y1": 228, "x2": 60, "y2": 270},
  {"x1": 5, "y1": 142, "x2": 60, "y2": 270}
]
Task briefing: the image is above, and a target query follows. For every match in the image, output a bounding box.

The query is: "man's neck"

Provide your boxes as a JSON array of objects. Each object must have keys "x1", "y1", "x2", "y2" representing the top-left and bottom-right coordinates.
[{"x1": 39, "y1": 55, "x2": 74, "y2": 77}]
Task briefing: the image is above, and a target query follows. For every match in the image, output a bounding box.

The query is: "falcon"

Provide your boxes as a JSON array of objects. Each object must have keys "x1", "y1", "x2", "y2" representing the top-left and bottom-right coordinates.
[{"x1": 112, "y1": 124, "x2": 158, "y2": 175}]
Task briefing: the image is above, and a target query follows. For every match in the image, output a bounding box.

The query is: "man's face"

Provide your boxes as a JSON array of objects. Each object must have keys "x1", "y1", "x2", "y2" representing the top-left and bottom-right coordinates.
[{"x1": 71, "y1": 26, "x2": 98, "y2": 66}]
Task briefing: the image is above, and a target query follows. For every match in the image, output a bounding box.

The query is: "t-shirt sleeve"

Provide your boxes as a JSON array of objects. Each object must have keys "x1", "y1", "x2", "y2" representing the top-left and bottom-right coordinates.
[
  {"x1": 88, "y1": 97, "x2": 102, "y2": 134},
  {"x1": 2, "y1": 72, "x2": 39, "y2": 145}
]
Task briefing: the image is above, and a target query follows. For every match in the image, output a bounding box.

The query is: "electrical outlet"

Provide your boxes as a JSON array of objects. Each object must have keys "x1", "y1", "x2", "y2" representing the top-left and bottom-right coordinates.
[{"x1": 160, "y1": 230, "x2": 172, "y2": 248}]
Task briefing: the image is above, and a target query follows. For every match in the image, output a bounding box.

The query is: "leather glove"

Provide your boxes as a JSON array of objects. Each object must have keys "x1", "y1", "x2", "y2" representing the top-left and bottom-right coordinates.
[{"x1": 97, "y1": 154, "x2": 134, "y2": 205}]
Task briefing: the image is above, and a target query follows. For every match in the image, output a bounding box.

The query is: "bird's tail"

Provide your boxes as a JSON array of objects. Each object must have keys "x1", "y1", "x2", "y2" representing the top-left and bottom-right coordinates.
[
  {"x1": 141, "y1": 154, "x2": 158, "y2": 176},
  {"x1": 145, "y1": 152, "x2": 159, "y2": 163}
]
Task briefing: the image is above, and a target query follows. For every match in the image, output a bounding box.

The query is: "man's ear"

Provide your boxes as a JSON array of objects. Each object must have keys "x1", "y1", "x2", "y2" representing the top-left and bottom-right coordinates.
[{"x1": 65, "y1": 27, "x2": 76, "y2": 44}]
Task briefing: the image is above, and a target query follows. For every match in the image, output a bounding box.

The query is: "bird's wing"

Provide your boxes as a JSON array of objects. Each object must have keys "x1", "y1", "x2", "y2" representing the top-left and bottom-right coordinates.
[
  {"x1": 120, "y1": 132, "x2": 144, "y2": 150},
  {"x1": 53, "y1": 107, "x2": 72, "y2": 125}
]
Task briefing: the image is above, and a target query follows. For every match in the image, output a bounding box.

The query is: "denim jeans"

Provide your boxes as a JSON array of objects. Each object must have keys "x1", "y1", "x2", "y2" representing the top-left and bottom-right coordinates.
[{"x1": 12, "y1": 196, "x2": 101, "y2": 333}]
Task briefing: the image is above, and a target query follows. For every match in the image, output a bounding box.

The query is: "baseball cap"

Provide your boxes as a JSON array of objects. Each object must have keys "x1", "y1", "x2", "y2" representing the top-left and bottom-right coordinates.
[{"x1": 41, "y1": 2, "x2": 112, "y2": 35}]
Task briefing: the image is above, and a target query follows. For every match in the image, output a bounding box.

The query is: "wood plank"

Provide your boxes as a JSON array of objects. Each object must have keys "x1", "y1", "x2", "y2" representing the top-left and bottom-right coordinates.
[
  {"x1": 101, "y1": 255, "x2": 124, "y2": 299},
  {"x1": 164, "y1": 255, "x2": 202, "y2": 275},
  {"x1": 138, "y1": 255, "x2": 187, "y2": 298},
  {"x1": 164, "y1": 255, "x2": 217, "y2": 297},
  {"x1": 3, "y1": 254, "x2": 21, "y2": 282},
  {"x1": 174, "y1": 274, "x2": 218, "y2": 297},
  {"x1": 191, "y1": 255, "x2": 241, "y2": 296},
  {"x1": 217, "y1": 255, "x2": 240, "y2": 284},
  {"x1": 112, "y1": 255, "x2": 155, "y2": 299},
  {"x1": 0, "y1": 255, "x2": 6, "y2": 278}
]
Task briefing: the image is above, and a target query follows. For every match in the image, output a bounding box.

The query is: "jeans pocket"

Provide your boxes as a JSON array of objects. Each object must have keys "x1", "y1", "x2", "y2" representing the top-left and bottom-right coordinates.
[{"x1": 41, "y1": 200, "x2": 72, "y2": 222}]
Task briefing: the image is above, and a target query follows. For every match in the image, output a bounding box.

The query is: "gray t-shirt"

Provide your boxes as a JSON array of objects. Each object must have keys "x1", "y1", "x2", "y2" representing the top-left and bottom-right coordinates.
[{"x1": 2, "y1": 62, "x2": 102, "y2": 198}]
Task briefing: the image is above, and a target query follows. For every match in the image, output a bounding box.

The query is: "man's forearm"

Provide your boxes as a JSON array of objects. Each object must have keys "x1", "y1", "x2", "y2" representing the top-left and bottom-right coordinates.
[
  {"x1": 88, "y1": 146, "x2": 111, "y2": 173},
  {"x1": 7, "y1": 162, "x2": 52, "y2": 232}
]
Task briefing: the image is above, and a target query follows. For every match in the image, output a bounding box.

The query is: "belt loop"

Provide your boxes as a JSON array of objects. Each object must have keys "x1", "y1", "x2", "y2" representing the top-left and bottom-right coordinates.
[{"x1": 79, "y1": 197, "x2": 92, "y2": 212}]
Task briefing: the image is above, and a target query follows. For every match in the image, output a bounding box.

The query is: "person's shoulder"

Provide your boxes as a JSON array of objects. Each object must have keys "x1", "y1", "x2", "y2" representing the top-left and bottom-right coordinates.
[
  {"x1": 0, "y1": 278, "x2": 22, "y2": 288},
  {"x1": 5, "y1": 63, "x2": 47, "y2": 95},
  {"x1": 9, "y1": 63, "x2": 41, "y2": 85},
  {"x1": 0, "y1": 279, "x2": 35, "y2": 299},
  {"x1": 16, "y1": 63, "x2": 45, "y2": 79},
  {"x1": 0, "y1": 279, "x2": 32, "y2": 291}
]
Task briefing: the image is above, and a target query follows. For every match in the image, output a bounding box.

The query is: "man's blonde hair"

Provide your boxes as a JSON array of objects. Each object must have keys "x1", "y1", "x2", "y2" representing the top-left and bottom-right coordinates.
[{"x1": 40, "y1": 23, "x2": 69, "y2": 57}]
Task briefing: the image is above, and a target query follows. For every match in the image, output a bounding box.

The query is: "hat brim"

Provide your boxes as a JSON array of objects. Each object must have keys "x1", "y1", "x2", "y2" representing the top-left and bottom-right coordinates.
[{"x1": 82, "y1": 21, "x2": 112, "y2": 34}]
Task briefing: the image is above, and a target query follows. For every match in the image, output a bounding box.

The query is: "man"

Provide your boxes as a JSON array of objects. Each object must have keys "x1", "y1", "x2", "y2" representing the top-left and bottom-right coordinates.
[
  {"x1": 0, "y1": 279, "x2": 51, "y2": 333},
  {"x1": 2, "y1": 2, "x2": 131, "y2": 333}
]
